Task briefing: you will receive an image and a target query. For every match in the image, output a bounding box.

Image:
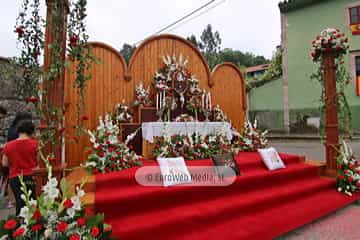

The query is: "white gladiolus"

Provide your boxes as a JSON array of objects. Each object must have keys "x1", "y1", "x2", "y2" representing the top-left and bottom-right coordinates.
[
  {"x1": 44, "y1": 228, "x2": 53, "y2": 238},
  {"x1": 85, "y1": 161, "x2": 97, "y2": 167},
  {"x1": 66, "y1": 208, "x2": 76, "y2": 218},
  {"x1": 42, "y1": 177, "x2": 59, "y2": 200},
  {"x1": 19, "y1": 206, "x2": 32, "y2": 224},
  {"x1": 76, "y1": 187, "x2": 85, "y2": 198},
  {"x1": 29, "y1": 199, "x2": 37, "y2": 207},
  {"x1": 71, "y1": 196, "x2": 82, "y2": 211}
]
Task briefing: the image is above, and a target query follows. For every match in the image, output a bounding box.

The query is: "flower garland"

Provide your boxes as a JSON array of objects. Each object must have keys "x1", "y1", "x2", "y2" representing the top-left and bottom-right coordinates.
[
  {"x1": 0, "y1": 159, "x2": 112, "y2": 239},
  {"x1": 336, "y1": 140, "x2": 360, "y2": 196},
  {"x1": 85, "y1": 114, "x2": 142, "y2": 173},
  {"x1": 232, "y1": 119, "x2": 268, "y2": 152},
  {"x1": 153, "y1": 125, "x2": 231, "y2": 159},
  {"x1": 131, "y1": 83, "x2": 153, "y2": 108},
  {"x1": 114, "y1": 100, "x2": 133, "y2": 123},
  {"x1": 310, "y1": 28, "x2": 352, "y2": 136}
]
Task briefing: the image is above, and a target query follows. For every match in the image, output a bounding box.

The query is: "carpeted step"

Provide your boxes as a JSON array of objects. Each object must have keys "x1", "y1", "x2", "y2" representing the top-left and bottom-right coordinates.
[
  {"x1": 236, "y1": 152, "x2": 302, "y2": 172},
  {"x1": 105, "y1": 175, "x2": 335, "y2": 239},
  {"x1": 95, "y1": 163, "x2": 320, "y2": 213},
  {"x1": 94, "y1": 152, "x2": 360, "y2": 239},
  {"x1": 183, "y1": 190, "x2": 360, "y2": 240},
  {"x1": 94, "y1": 153, "x2": 304, "y2": 191}
]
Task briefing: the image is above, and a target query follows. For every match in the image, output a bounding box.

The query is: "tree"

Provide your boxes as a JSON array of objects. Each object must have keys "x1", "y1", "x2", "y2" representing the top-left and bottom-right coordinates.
[
  {"x1": 186, "y1": 34, "x2": 200, "y2": 49},
  {"x1": 120, "y1": 43, "x2": 136, "y2": 63},
  {"x1": 187, "y1": 24, "x2": 269, "y2": 69},
  {"x1": 199, "y1": 24, "x2": 222, "y2": 69},
  {"x1": 200, "y1": 24, "x2": 221, "y2": 55}
]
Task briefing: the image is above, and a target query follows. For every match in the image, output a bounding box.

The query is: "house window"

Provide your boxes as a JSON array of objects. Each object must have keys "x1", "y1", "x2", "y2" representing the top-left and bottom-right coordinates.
[
  {"x1": 356, "y1": 56, "x2": 360, "y2": 96},
  {"x1": 350, "y1": 6, "x2": 360, "y2": 24}
]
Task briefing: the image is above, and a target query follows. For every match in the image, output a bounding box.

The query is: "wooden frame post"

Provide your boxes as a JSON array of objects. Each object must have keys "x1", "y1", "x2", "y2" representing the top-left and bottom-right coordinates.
[
  {"x1": 43, "y1": 0, "x2": 69, "y2": 165},
  {"x1": 323, "y1": 51, "x2": 339, "y2": 177}
]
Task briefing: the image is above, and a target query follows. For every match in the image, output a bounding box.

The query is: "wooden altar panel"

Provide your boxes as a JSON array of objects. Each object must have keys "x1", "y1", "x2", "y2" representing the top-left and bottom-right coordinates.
[
  {"x1": 210, "y1": 63, "x2": 247, "y2": 130},
  {"x1": 128, "y1": 34, "x2": 211, "y2": 94},
  {"x1": 64, "y1": 35, "x2": 247, "y2": 167},
  {"x1": 64, "y1": 42, "x2": 128, "y2": 167}
]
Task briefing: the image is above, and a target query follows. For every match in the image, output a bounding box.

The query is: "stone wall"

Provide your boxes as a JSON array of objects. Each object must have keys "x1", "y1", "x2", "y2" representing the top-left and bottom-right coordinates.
[{"x1": 0, "y1": 57, "x2": 28, "y2": 143}]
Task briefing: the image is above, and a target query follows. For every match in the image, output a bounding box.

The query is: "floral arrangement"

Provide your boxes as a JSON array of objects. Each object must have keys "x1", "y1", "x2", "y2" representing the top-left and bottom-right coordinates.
[
  {"x1": 132, "y1": 82, "x2": 153, "y2": 108},
  {"x1": 213, "y1": 105, "x2": 227, "y2": 122},
  {"x1": 86, "y1": 114, "x2": 142, "y2": 173},
  {"x1": 154, "y1": 54, "x2": 198, "y2": 93},
  {"x1": 154, "y1": 54, "x2": 201, "y2": 116},
  {"x1": 0, "y1": 160, "x2": 112, "y2": 239},
  {"x1": 336, "y1": 140, "x2": 360, "y2": 196},
  {"x1": 232, "y1": 119, "x2": 268, "y2": 152},
  {"x1": 310, "y1": 28, "x2": 349, "y2": 61},
  {"x1": 114, "y1": 100, "x2": 133, "y2": 123},
  {"x1": 153, "y1": 125, "x2": 231, "y2": 159},
  {"x1": 174, "y1": 114, "x2": 194, "y2": 122}
]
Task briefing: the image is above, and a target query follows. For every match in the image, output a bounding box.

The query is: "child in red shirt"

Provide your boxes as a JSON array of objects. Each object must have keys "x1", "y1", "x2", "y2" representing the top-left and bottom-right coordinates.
[{"x1": 2, "y1": 120, "x2": 38, "y2": 215}]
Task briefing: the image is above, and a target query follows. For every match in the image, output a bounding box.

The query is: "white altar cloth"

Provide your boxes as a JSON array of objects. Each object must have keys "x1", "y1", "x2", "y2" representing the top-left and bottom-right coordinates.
[{"x1": 141, "y1": 121, "x2": 233, "y2": 143}]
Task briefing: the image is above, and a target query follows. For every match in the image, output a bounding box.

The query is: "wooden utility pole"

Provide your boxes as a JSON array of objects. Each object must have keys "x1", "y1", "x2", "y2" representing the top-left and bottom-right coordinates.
[{"x1": 323, "y1": 51, "x2": 339, "y2": 177}]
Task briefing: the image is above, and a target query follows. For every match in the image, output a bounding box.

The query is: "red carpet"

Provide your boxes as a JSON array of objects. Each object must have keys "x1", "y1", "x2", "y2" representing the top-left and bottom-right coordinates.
[{"x1": 94, "y1": 152, "x2": 360, "y2": 240}]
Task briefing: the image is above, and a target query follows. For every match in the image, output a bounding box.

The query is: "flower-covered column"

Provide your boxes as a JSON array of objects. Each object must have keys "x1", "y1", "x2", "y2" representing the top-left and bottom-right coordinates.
[
  {"x1": 310, "y1": 28, "x2": 350, "y2": 177},
  {"x1": 323, "y1": 51, "x2": 339, "y2": 177}
]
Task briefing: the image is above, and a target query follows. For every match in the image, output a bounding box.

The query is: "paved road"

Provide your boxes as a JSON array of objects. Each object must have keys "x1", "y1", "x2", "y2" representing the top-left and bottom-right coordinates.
[{"x1": 270, "y1": 139, "x2": 360, "y2": 161}]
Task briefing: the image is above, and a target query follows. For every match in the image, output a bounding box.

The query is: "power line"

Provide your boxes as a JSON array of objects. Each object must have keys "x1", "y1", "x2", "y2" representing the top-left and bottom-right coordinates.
[
  {"x1": 135, "y1": 0, "x2": 217, "y2": 45},
  {"x1": 166, "y1": 0, "x2": 226, "y2": 33},
  {"x1": 154, "y1": 0, "x2": 216, "y2": 35}
]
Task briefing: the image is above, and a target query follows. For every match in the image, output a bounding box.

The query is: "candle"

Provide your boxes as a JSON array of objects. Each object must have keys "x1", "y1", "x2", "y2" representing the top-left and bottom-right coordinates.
[
  {"x1": 201, "y1": 93, "x2": 205, "y2": 109},
  {"x1": 156, "y1": 93, "x2": 159, "y2": 110},
  {"x1": 205, "y1": 93, "x2": 209, "y2": 110},
  {"x1": 159, "y1": 92, "x2": 162, "y2": 109},
  {"x1": 208, "y1": 92, "x2": 212, "y2": 110}
]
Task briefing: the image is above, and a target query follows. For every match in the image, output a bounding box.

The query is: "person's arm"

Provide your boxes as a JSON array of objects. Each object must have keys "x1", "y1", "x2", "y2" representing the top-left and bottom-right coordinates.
[{"x1": 2, "y1": 154, "x2": 9, "y2": 167}]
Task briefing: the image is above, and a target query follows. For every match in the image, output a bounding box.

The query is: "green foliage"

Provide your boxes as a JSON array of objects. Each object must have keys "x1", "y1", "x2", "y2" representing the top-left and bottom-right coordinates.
[
  {"x1": 187, "y1": 24, "x2": 269, "y2": 70},
  {"x1": 219, "y1": 48, "x2": 269, "y2": 68},
  {"x1": 120, "y1": 43, "x2": 136, "y2": 63},
  {"x1": 246, "y1": 47, "x2": 282, "y2": 91}
]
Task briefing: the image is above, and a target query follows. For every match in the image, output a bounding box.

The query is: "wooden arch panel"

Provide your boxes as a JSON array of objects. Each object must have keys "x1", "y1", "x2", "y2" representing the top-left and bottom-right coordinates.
[
  {"x1": 64, "y1": 42, "x2": 127, "y2": 167},
  {"x1": 210, "y1": 63, "x2": 247, "y2": 130},
  {"x1": 128, "y1": 34, "x2": 211, "y2": 93}
]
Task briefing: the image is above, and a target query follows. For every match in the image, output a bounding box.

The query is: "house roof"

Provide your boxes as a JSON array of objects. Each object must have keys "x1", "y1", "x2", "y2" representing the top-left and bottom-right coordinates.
[
  {"x1": 246, "y1": 64, "x2": 270, "y2": 74},
  {"x1": 278, "y1": 0, "x2": 331, "y2": 13}
]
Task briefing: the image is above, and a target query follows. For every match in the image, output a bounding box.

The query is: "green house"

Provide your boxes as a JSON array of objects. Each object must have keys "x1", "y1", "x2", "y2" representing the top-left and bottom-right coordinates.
[{"x1": 249, "y1": 0, "x2": 360, "y2": 133}]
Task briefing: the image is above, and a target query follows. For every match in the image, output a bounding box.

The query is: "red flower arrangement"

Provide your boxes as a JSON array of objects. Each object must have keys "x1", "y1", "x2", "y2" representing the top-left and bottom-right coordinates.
[
  {"x1": 310, "y1": 28, "x2": 349, "y2": 61},
  {"x1": 0, "y1": 158, "x2": 113, "y2": 239}
]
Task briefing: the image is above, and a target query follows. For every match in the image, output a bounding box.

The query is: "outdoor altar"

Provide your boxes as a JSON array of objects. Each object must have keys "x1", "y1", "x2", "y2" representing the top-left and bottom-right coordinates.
[{"x1": 64, "y1": 36, "x2": 247, "y2": 165}]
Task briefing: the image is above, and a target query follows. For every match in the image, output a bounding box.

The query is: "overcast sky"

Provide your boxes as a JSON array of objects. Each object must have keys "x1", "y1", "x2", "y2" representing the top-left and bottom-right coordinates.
[{"x1": 0, "y1": 0, "x2": 281, "y2": 59}]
